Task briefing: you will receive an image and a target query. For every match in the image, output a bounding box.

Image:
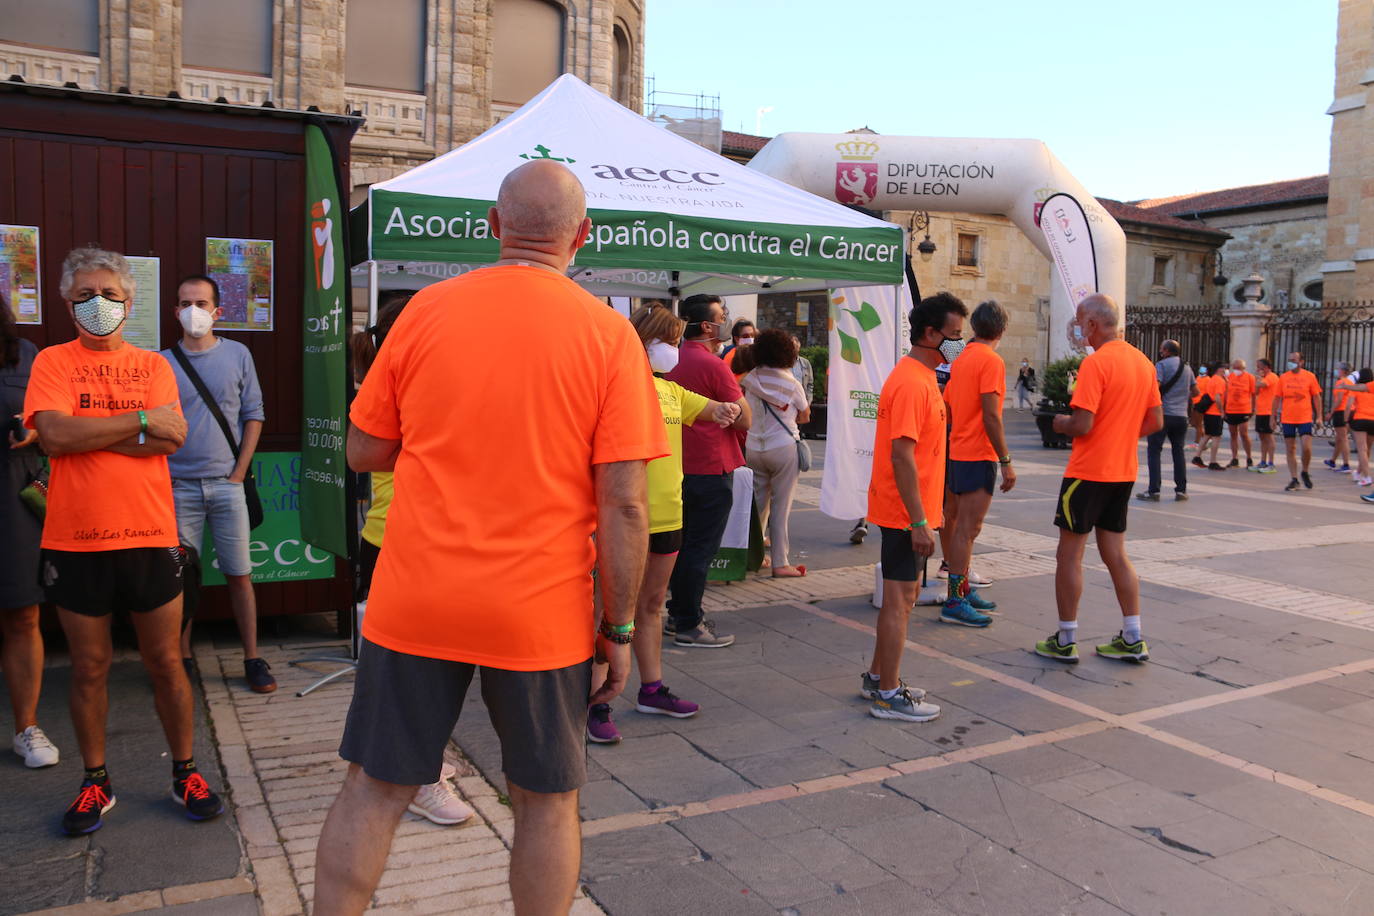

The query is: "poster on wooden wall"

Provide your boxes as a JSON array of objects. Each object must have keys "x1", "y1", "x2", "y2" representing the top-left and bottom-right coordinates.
[
  {"x1": 122, "y1": 255, "x2": 161, "y2": 350},
  {"x1": 205, "y1": 237, "x2": 274, "y2": 331},
  {"x1": 0, "y1": 225, "x2": 41, "y2": 325}
]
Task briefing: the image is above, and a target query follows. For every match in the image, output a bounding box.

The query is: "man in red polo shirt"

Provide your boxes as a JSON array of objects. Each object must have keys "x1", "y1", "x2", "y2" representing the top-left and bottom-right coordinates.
[{"x1": 663, "y1": 295, "x2": 752, "y2": 647}]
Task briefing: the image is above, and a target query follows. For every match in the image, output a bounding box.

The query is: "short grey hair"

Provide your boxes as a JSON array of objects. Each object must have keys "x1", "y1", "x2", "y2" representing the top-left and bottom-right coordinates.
[
  {"x1": 60, "y1": 246, "x2": 135, "y2": 300},
  {"x1": 969, "y1": 300, "x2": 1008, "y2": 340}
]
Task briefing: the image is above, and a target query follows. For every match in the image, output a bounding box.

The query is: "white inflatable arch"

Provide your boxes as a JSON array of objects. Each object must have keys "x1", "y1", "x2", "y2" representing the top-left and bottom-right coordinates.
[{"x1": 747, "y1": 133, "x2": 1125, "y2": 359}]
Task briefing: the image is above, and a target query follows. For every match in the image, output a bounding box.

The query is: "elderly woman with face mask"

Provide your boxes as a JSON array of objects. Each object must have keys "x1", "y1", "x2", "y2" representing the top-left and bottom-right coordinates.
[{"x1": 585, "y1": 302, "x2": 740, "y2": 745}]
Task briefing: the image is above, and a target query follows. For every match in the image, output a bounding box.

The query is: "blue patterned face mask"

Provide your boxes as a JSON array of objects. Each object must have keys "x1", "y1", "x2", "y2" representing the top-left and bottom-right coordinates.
[{"x1": 72, "y1": 295, "x2": 127, "y2": 337}]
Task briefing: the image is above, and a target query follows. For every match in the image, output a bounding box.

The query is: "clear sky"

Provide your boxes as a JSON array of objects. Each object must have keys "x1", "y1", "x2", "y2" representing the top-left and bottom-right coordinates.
[{"x1": 643, "y1": 0, "x2": 1337, "y2": 203}]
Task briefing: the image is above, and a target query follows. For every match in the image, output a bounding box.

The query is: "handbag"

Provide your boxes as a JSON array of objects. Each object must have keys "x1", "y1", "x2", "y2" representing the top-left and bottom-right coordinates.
[
  {"x1": 761, "y1": 398, "x2": 811, "y2": 472},
  {"x1": 170, "y1": 345, "x2": 265, "y2": 529}
]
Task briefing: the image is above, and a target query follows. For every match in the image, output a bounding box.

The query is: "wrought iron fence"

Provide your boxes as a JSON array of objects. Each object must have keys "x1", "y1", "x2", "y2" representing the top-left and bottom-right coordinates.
[
  {"x1": 1266, "y1": 300, "x2": 1374, "y2": 422},
  {"x1": 1123, "y1": 304, "x2": 1230, "y2": 371}
]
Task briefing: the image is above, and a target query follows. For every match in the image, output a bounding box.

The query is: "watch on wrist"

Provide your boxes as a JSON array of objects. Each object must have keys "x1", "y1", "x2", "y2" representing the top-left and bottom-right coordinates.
[
  {"x1": 998, "y1": 455, "x2": 1012, "y2": 465},
  {"x1": 598, "y1": 620, "x2": 635, "y2": 644}
]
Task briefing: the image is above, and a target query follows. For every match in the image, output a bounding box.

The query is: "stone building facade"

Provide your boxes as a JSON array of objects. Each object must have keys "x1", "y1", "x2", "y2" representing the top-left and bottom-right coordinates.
[
  {"x1": 1324, "y1": 0, "x2": 1374, "y2": 301},
  {"x1": 1136, "y1": 176, "x2": 1329, "y2": 308},
  {"x1": 0, "y1": 0, "x2": 645, "y2": 201}
]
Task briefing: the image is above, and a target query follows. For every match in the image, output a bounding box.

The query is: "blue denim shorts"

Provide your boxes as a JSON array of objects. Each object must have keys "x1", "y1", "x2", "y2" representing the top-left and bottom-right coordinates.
[{"x1": 172, "y1": 477, "x2": 253, "y2": 576}]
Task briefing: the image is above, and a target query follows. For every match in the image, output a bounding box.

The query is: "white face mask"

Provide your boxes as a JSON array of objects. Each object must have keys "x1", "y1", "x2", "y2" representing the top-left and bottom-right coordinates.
[
  {"x1": 737, "y1": 336, "x2": 755, "y2": 346},
  {"x1": 72, "y1": 295, "x2": 128, "y2": 337},
  {"x1": 646, "y1": 339, "x2": 679, "y2": 373},
  {"x1": 179, "y1": 306, "x2": 215, "y2": 338}
]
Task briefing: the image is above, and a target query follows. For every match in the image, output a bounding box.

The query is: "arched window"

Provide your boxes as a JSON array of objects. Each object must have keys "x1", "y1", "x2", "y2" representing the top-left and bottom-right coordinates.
[
  {"x1": 183, "y1": 0, "x2": 273, "y2": 75},
  {"x1": 612, "y1": 23, "x2": 632, "y2": 104},
  {"x1": 346, "y1": 0, "x2": 426, "y2": 93},
  {"x1": 1302, "y1": 280, "x2": 1323, "y2": 303},
  {"x1": 491, "y1": 0, "x2": 565, "y2": 106},
  {"x1": 0, "y1": 0, "x2": 98, "y2": 55}
]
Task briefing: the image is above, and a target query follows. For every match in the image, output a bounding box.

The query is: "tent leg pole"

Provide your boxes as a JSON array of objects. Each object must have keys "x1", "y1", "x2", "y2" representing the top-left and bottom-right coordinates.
[{"x1": 368, "y1": 261, "x2": 378, "y2": 326}]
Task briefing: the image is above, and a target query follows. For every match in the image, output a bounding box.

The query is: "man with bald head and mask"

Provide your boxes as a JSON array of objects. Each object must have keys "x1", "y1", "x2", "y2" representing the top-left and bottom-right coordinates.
[
  {"x1": 1035, "y1": 295, "x2": 1163, "y2": 667},
  {"x1": 314, "y1": 160, "x2": 668, "y2": 915}
]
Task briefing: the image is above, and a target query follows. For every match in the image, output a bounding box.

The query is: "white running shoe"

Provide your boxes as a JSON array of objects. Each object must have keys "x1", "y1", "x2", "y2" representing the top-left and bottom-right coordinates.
[
  {"x1": 13, "y1": 726, "x2": 59, "y2": 768},
  {"x1": 408, "y1": 779, "x2": 474, "y2": 826},
  {"x1": 934, "y1": 562, "x2": 994, "y2": 587}
]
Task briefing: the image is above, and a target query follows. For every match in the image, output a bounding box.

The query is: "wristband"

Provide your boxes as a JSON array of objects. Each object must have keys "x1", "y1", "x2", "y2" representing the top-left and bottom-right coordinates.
[
  {"x1": 910, "y1": 518, "x2": 928, "y2": 529},
  {"x1": 998, "y1": 455, "x2": 1012, "y2": 465},
  {"x1": 598, "y1": 620, "x2": 635, "y2": 644},
  {"x1": 138, "y1": 410, "x2": 148, "y2": 433}
]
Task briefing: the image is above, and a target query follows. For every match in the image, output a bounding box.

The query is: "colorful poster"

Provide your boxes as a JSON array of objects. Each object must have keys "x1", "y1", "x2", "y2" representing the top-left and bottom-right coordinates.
[
  {"x1": 122, "y1": 256, "x2": 161, "y2": 350},
  {"x1": 201, "y1": 452, "x2": 336, "y2": 585},
  {"x1": 0, "y1": 224, "x2": 41, "y2": 324},
  {"x1": 205, "y1": 237, "x2": 274, "y2": 331},
  {"x1": 299, "y1": 124, "x2": 350, "y2": 559},
  {"x1": 819, "y1": 283, "x2": 912, "y2": 521},
  {"x1": 707, "y1": 467, "x2": 764, "y2": 581}
]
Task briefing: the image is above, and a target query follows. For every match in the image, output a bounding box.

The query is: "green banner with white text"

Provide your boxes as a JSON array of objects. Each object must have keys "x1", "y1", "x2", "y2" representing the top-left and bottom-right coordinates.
[{"x1": 299, "y1": 124, "x2": 349, "y2": 559}]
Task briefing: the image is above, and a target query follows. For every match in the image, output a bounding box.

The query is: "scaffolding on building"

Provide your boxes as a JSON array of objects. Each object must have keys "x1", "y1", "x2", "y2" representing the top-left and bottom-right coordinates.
[{"x1": 645, "y1": 77, "x2": 722, "y2": 153}]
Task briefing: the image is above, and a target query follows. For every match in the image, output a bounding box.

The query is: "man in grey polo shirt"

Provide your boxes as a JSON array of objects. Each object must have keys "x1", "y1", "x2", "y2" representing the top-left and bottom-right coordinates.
[
  {"x1": 160, "y1": 275, "x2": 273, "y2": 693},
  {"x1": 1137, "y1": 338, "x2": 1197, "y2": 502}
]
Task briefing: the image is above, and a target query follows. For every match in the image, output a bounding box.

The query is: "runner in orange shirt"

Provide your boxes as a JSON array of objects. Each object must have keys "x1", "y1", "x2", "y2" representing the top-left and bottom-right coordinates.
[
  {"x1": 1222, "y1": 358, "x2": 1256, "y2": 469},
  {"x1": 1034, "y1": 295, "x2": 1163, "y2": 665},
  {"x1": 1191, "y1": 363, "x2": 1227, "y2": 471},
  {"x1": 1335, "y1": 368, "x2": 1374, "y2": 487},
  {"x1": 1251, "y1": 358, "x2": 1282, "y2": 472},
  {"x1": 25, "y1": 247, "x2": 223, "y2": 836},
  {"x1": 1275, "y1": 350, "x2": 1323, "y2": 491},
  {"x1": 1324, "y1": 361, "x2": 1356, "y2": 474},
  {"x1": 939, "y1": 300, "x2": 1015, "y2": 626},
  {"x1": 314, "y1": 161, "x2": 668, "y2": 915},
  {"x1": 863, "y1": 292, "x2": 969, "y2": 724}
]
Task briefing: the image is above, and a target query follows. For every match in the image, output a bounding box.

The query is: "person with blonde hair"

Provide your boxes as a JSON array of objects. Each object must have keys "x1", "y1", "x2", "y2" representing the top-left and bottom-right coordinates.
[{"x1": 586, "y1": 301, "x2": 741, "y2": 742}]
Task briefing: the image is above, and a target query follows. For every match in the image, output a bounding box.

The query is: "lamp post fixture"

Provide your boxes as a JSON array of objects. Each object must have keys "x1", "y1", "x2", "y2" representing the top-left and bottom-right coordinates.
[{"x1": 909, "y1": 210, "x2": 936, "y2": 261}]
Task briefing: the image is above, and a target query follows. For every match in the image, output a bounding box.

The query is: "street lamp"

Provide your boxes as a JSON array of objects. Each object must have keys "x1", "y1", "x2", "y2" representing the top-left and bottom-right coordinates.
[
  {"x1": 1211, "y1": 250, "x2": 1228, "y2": 287},
  {"x1": 910, "y1": 211, "x2": 936, "y2": 261}
]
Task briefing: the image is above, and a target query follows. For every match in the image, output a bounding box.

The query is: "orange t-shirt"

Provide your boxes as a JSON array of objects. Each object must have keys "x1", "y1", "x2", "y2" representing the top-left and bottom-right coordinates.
[
  {"x1": 867, "y1": 356, "x2": 947, "y2": 530},
  {"x1": 350, "y1": 265, "x2": 669, "y2": 670},
  {"x1": 1277, "y1": 368, "x2": 1322, "y2": 425},
  {"x1": 22, "y1": 339, "x2": 180, "y2": 551},
  {"x1": 1351, "y1": 385, "x2": 1374, "y2": 421},
  {"x1": 1255, "y1": 372, "x2": 1281, "y2": 415},
  {"x1": 944, "y1": 341, "x2": 1005, "y2": 462},
  {"x1": 1333, "y1": 375, "x2": 1356, "y2": 412},
  {"x1": 1064, "y1": 340, "x2": 1161, "y2": 483},
  {"x1": 1200, "y1": 374, "x2": 1224, "y2": 416},
  {"x1": 1223, "y1": 371, "x2": 1255, "y2": 414}
]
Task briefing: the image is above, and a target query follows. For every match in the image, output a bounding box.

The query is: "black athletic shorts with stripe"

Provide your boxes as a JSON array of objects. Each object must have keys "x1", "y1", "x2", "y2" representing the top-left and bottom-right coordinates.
[{"x1": 1053, "y1": 478, "x2": 1132, "y2": 535}]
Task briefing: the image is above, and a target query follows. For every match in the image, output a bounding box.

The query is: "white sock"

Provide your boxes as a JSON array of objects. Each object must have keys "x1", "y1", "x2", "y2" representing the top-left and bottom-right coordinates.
[
  {"x1": 1123, "y1": 615, "x2": 1142, "y2": 643},
  {"x1": 1057, "y1": 621, "x2": 1078, "y2": 646},
  {"x1": 878, "y1": 686, "x2": 902, "y2": 700}
]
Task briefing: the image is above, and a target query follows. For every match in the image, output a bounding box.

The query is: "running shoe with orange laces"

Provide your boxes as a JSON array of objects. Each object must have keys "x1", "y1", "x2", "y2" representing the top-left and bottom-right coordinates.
[
  {"x1": 63, "y1": 780, "x2": 116, "y2": 836},
  {"x1": 173, "y1": 770, "x2": 225, "y2": 821}
]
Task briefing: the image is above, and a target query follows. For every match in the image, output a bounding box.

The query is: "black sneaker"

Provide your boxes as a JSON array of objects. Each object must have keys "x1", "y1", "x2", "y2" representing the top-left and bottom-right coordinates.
[
  {"x1": 1135, "y1": 491, "x2": 1160, "y2": 502},
  {"x1": 63, "y1": 780, "x2": 116, "y2": 836},
  {"x1": 173, "y1": 771, "x2": 224, "y2": 821},
  {"x1": 1246, "y1": 459, "x2": 1253, "y2": 469},
  {"x1": 1227, "y1": 458, "x2": 1239, "y2": 468},
  {"x1": 244, "y1": 658, "x2": 277, "y2": 694},
  {"x1": 1285, "y1": 478, "x2": 1301, "y2": 491},
  {"x1": 849, "y1": 522, "x2": 868, "y2": 545},
  {"x1": 1301, "y1": 471, "x2": 1313, "y2": 489},
  {"x1": 1208, "y1": 462, "x2": 1225, "y2": 471},
  {"x1": 1191, "y1": 457, "x2": 1206, "y2": 468}
]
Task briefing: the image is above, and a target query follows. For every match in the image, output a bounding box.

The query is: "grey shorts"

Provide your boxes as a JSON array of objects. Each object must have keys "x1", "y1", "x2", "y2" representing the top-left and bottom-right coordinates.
[{"x1": 339, "y1": 639, "x2": 592, "y2": 793}]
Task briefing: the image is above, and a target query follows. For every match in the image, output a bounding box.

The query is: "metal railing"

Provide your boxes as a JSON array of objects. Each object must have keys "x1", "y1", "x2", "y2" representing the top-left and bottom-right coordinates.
[
  {"x1": 1124, "y1": 304, "x2": 1231, "y2": 371},
  {"x1": 1266, "y1": 300, "x2": 1374, "y2": 422}
]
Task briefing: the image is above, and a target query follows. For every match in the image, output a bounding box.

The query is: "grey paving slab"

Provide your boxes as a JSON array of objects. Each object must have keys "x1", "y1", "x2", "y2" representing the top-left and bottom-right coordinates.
[
  {"x1": 725, "y1": 744, "x2": 854, "y2": 788},
  {"x1": 1192, "y1": 778, "x2": 1374, "y2": 872},
  {"x1": 1065, "y1": 778, "x2": 1215, "y2": 830},
  {"x1": 1056, "y1": 727, "x2": 1252, "y2": 796},
  {"x1": 1195, "y1": 542, "x2": 1374, "y2": 602},
  {"x1": 0, "y1": 660, "x2": 240, "y2": 916},
  {"x1": 1134, "y1": 809, "x2": 1274, "y2": 863},
  {"x1": 885, "y1": 763, "x2": 1095, "y2": 846},
  {"x1": 579, "y1": 777, "x2": 648, "y2": 820},
  {"x1": 725, "y1": 800, "x2": 813, "y2": 840},
  {"x1": 584, "y1": 859, "x2": 779, "y2": 916},
  {"x1": 1015, "y1": 819, "x2": 1294, "y2": 916},
  {"x1": 771, "y1": 826, "x2": 894, "y2": 892},
  {"x1": 696, "y1": 836, "x2": 836, "y2": 907},
  {"x1": 1032, "y1": 765, "x2": 1136, "y2": 804},
  {"x1": 1200, "y1": 836, "x2": 1374, "y2": 916},
  {"x1": 782, "y1": 785, "x2": 926, "y2": 831},
  {"x1": 973, "y1": 743, "x2": 1103, "y2": 787},
  {"x1": 160, "y1": 895, "x2": 261, "y2": 915},
  {"x1": 580, "y1": 824, "x2": 702, "y2": 882},
  {"x1": 590, "y1": 732, "x2": 753, "y2": 807},
  {"x1": 784, "y1": 879, "x2": 957, "y2": 916}
]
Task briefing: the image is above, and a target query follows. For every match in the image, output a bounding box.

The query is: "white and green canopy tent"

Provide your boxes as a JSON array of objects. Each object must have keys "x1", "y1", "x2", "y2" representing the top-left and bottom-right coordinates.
[{"x1": 350, "y1": 74, "x2": 904, "y2": 305}]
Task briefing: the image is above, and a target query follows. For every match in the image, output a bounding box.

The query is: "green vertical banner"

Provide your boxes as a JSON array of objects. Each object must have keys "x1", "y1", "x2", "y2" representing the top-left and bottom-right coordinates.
[{"x1": 299, "y1": 123, "x2": 349, "y2": 558}]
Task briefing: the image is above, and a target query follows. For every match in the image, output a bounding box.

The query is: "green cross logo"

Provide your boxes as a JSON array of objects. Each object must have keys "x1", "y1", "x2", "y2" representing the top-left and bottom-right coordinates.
[
  {"x1": 519, "y1": 144, "x2": 576, "y2": 163},
  {"x1": 833, "y1": 298, "x2": 882, "y2": 365}
]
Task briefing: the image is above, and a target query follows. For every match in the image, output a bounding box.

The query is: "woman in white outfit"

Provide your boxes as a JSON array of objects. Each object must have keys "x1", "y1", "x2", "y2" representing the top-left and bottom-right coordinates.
[{"x1": 735, "y1": 329, "x2": 811, "y2": 578}]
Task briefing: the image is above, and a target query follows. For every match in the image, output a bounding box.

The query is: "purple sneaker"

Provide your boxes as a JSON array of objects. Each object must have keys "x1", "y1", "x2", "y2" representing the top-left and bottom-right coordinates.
[
  {"x1": 586, "y1": 703, "x2": 621, "y2": 744},
  {"x1": 635, "y1": 684, "x2": 700, "y2": 718}
]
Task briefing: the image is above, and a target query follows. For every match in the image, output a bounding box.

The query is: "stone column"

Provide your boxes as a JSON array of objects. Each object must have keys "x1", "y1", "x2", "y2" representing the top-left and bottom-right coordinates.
[{"x1": 1224, "y1": 272, "x2": 1272, "y2": 362}]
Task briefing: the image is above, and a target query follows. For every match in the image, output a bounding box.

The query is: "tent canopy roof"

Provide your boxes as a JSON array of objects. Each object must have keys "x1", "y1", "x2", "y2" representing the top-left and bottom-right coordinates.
[{"x1": 355, "y1": 75, "x2": 903, "y2": 296}]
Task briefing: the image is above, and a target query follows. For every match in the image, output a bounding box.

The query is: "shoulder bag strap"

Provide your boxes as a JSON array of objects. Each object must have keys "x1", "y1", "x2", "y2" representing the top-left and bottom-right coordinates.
[
  {"x1": 1159, "y1": 359, "x2": 1186, "y2": 396},
  {"x1": 760, "y1": 398, "x2": 801, "y2": 443},
  {"x1": 170, "y1": 344, "x2": 241, "y2": 459}
]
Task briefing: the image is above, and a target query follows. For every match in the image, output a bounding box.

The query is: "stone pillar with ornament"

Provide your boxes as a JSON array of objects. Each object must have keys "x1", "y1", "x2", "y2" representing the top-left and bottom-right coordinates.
[{"x1": 1225, "y1": 273, "x2": 1272, "y2": 363}]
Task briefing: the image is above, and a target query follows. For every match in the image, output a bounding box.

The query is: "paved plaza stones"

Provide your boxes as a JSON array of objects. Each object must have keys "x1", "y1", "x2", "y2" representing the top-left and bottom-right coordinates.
[{"x1": 6, "y1": 414, "x2": 1374, "y2": 914}]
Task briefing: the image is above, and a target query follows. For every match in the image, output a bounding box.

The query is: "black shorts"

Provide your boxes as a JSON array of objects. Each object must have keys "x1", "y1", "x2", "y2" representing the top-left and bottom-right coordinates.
[
  {"x1": 648, "y1": 529, "x2": 683, "y2": 555},
  {"x1": 948, "y1": 459, "x2": 996, "y2": 495},
  {"x1": 1256, "y1": 414, "x2": 1273, "y2": 435},
  {"x1": 41, "y1": 547, "x2": 183, "y2": 617},
  {"x1": 340, "y1": 639, "x2": 591, "y2": 792},
  {"x1": 1203, "y1": 414, "x2": 1223, "y2": 437},
  {"x1": 1333, "y1": 410, "x2": 1347, "y2": 428},
  {"x1": 1224, "y1": 413, "x2": 1250, "y2": 426},
  {"x1": 1053, "y1": 479, "x2": 1132, "y2": 535},
  {"x1": 879, "y1": 525, "x2": 928, "y2": 583},
  {"x1": 1351, "y1": 418, "x2": 1374, "y2": 435}
]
